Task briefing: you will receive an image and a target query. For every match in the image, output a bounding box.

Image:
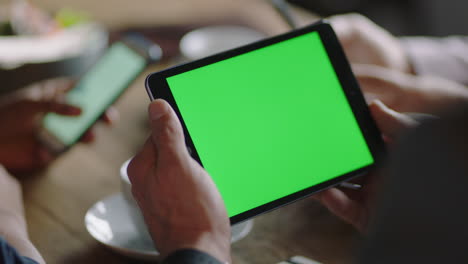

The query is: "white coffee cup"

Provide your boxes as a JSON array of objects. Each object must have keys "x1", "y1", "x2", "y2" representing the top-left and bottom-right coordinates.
[
  {"x1": 179, "y1": 25, "x2": 266, "y2": 61},
  {"x1": 120, "y1": 159, "x2": 154, "y2": 245},
  {"x1": 120, "y1": 158, "x2": 254, "y2": 246}
]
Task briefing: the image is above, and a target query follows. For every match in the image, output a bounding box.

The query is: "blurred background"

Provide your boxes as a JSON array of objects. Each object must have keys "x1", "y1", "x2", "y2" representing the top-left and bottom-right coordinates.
[
  {"x1": 291, "y1": 0, "x2": 468, "y2": 36},
  {"x1": 2, "y1": 0, "x2": 466, "y2": 35},
  {"x1": 1, "y1": 0, "x2": 466, "y2": 93}
]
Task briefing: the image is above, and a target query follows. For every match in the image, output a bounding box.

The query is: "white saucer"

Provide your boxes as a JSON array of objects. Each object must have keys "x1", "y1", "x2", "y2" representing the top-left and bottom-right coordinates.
[{"x1": 85, "y1": 193, "x2": 254, "y2": 261}]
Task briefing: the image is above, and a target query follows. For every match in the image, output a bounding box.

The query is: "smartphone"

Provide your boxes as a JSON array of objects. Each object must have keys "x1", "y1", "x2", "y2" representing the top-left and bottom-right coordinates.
[
  {"x1": 145, "y1": 21, "x2": 385, "y2": 224},
  {"x1": 40, "y1": 34, "x2": 162, "y2": 153}
]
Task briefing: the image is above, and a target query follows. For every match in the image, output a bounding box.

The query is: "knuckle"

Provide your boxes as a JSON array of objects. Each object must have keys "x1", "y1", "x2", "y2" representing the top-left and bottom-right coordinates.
[
  {"x1": 348, "y1": 13, "x2": 366, "y2": 23},
  {"x1": 157, "y1": 114, "x2": 182, "y2": 142}
]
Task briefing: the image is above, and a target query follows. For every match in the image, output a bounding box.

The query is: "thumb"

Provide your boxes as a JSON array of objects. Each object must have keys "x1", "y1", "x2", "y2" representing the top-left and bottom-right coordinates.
[
  {"x1": 369, "y1": 100, "x2": 417, "y2": 140},
  {"x1": 25, "y1": 100, "x2": 81, "y2": 116},
  {"x1": 314, "y1": 188, "x2": 365, "y2": 232},
  {"x1": 148, "y1": 99, "x2": 188, "y2": 159}
]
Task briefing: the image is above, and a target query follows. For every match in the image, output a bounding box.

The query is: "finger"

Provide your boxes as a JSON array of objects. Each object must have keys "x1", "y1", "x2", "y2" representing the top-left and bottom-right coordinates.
[
  {"x1": 356, "y1": 74, "x2": 395, "y2": 96},
  {"x1": 315, "y1": 188, "x2": 364, "y2": 231},
  {"x1": 47, "y1": 101, "x2": 82, "y2": 116},
  {"x1": 101, "y1": 107, "x2": 119, "y2": 125},
  {"x1": 128, "y1": 138, "x2": 156, "y2": 185},
  {"x1": 148, "y1": 99, "x2": 188, "y2": 159},
  {"x1": 23, "y1": 100, "x2": 82, "y2": 116},
  {"x1": 354, "y1": 64, "x2": 419, "y2": 98},
  {"x1": 328, "y1": 13, "x2": 379, "y2": 48},
  {"x1": 60, "y1": 79, "x2": 77, "y2": 93},
  {"x1": 353, "y1": 64, "x2": 413, "y2": 88},
  {"x1": 356, "y1": 71, "x2": 399, "y2": 107},
  {"x1": 353, "y1": 64, "x2": 390, "y2": 87},
  {"x1": 369, "y1": 100, "x2": 418, "y2": 139},
  {"x1": 48, "y1": 78, "x2": 76, "y2": 95},
  {"x1": 79, "y1": 129, "x2": 95, "y2": 143},
  {"x1": 327, "y1": 13, "x2": 359, "y2": 44}
]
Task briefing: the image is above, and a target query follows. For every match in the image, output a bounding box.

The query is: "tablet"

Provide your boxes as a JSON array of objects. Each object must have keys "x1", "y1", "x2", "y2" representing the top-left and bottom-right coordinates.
[{"x1": 145, "y1": 21, "x2": 385, "y2": 224}]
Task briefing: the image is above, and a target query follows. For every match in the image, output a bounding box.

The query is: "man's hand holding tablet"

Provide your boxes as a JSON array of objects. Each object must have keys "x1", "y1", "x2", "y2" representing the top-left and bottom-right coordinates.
[
  {"x1": 143, "y1": 21, "x2": 385, "y2": 224},
  {"x1": 128, "y1": 98, "x2": 416, "y2": 261},
  {"x1": 128, "y1": 21, "x2": 404, "y2": 262}
]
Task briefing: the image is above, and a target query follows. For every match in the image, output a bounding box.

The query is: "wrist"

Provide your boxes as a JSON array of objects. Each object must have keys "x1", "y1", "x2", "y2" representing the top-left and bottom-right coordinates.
[
  {"x1": 0, "y1": 212, "x2": 44, "y2": 264},
  {"x1": 157, "y1": 231, "x2": 231, "y2": 263},
  {"x1": 163, "y1": 248, "x2": 228, "y2": 264},
  {"x1": 0, "y1": 211, "x2": 28, "y2": 239}
]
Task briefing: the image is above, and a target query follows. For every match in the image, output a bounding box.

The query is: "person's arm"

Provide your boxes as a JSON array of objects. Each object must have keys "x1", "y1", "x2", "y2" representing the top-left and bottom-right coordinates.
[
  {"x1": 358, "y1": 104, "x2": 468, "y2": 264},
  {"x1": 0, "y1": 237, "x2": 40, "y2": 264},
  {"x1": 329, "y1": 13, "x2": 413, "y2": 74},
  {"x1": 0, "y1": 79, "x2": 118, "y2": 173},
  {"x1": 329, "y1": 13, "x2": 468, "y2": 86},
  {"x1": 401, "y1": 36, "x2": 468, "y2": 86},
  {"x1": 0, "y1": 165, "x2": 44, "y2": 264}
]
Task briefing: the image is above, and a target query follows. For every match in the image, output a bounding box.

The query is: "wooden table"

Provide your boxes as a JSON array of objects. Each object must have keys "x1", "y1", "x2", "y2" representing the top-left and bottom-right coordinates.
[{"x1": 20, "y1": 2, "x2": 359, "y2": 263}]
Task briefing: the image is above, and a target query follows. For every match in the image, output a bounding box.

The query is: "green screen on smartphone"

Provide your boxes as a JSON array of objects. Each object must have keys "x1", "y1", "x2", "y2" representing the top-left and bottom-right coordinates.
[
  {"x1": 43, "y1": 43, "x2": 146, "y2": 146},
  {"x1": 166, "y1": 31, "x2": 374, "y2": 217}
]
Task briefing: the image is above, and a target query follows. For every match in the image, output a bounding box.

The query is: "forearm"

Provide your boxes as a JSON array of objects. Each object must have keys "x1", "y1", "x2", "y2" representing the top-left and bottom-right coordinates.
[
  {"x1": 0, "y1": 212, "x2": 44, "y2": 264},
  {"x1": 0, "y1": 165, "x2": 44, "y2": 264}
]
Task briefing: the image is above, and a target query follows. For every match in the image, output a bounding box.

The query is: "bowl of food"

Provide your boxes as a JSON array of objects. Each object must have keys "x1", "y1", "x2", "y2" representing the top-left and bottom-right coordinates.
[{"x1": 0, "y1": 1, "x2": 108, "y2": 95}]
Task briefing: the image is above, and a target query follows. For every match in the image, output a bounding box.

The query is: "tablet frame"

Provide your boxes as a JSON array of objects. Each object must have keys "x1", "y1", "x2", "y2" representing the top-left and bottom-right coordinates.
[{"x1": 145, "y1": 21, "x2": 386, "y2": 225}]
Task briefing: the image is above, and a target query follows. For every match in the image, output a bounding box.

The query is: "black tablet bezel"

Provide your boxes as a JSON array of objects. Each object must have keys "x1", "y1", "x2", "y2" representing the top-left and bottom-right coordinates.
[{"x1": 145, "y1": 21, "x2": 386, "y2": 225}]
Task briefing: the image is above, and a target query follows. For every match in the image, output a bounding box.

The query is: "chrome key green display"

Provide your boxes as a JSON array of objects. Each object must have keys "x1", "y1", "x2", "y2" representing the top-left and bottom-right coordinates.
[{"x1": 166, "y1": 32, "x2": 374, "y2": 217}]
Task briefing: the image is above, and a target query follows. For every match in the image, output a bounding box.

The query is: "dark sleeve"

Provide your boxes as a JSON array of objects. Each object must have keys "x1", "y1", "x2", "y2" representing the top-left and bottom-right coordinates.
[
  {"x1": 0, "y1": 237, "x2": 39, "y2": 264},
  {"x1": 161, "y1": 249, "x2": 224, "y2": 264},
  {"x1": 357, "y1": 104, "x2": 468, "y2": 264}
]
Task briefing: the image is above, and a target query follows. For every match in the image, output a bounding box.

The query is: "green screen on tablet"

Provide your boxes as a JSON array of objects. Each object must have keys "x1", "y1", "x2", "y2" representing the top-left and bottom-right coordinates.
[{"x1": 164, "y1": 31, "x2": 373, "y2": 217}]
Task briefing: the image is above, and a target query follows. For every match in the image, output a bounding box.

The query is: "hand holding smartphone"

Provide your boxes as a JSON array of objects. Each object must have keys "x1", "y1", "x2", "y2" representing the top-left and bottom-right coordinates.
[{"x1": 39, "y1": 34, "x2": 162, "y2": 153}]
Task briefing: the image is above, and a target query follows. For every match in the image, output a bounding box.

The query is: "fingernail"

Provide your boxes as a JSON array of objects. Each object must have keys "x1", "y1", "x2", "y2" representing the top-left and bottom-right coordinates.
[
  {"x1": 370, "y1": 99, "x2": 386, "y2": 109},
  {"x1": 149, "y1": 100, "x2": 167, "y2": 121}
]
